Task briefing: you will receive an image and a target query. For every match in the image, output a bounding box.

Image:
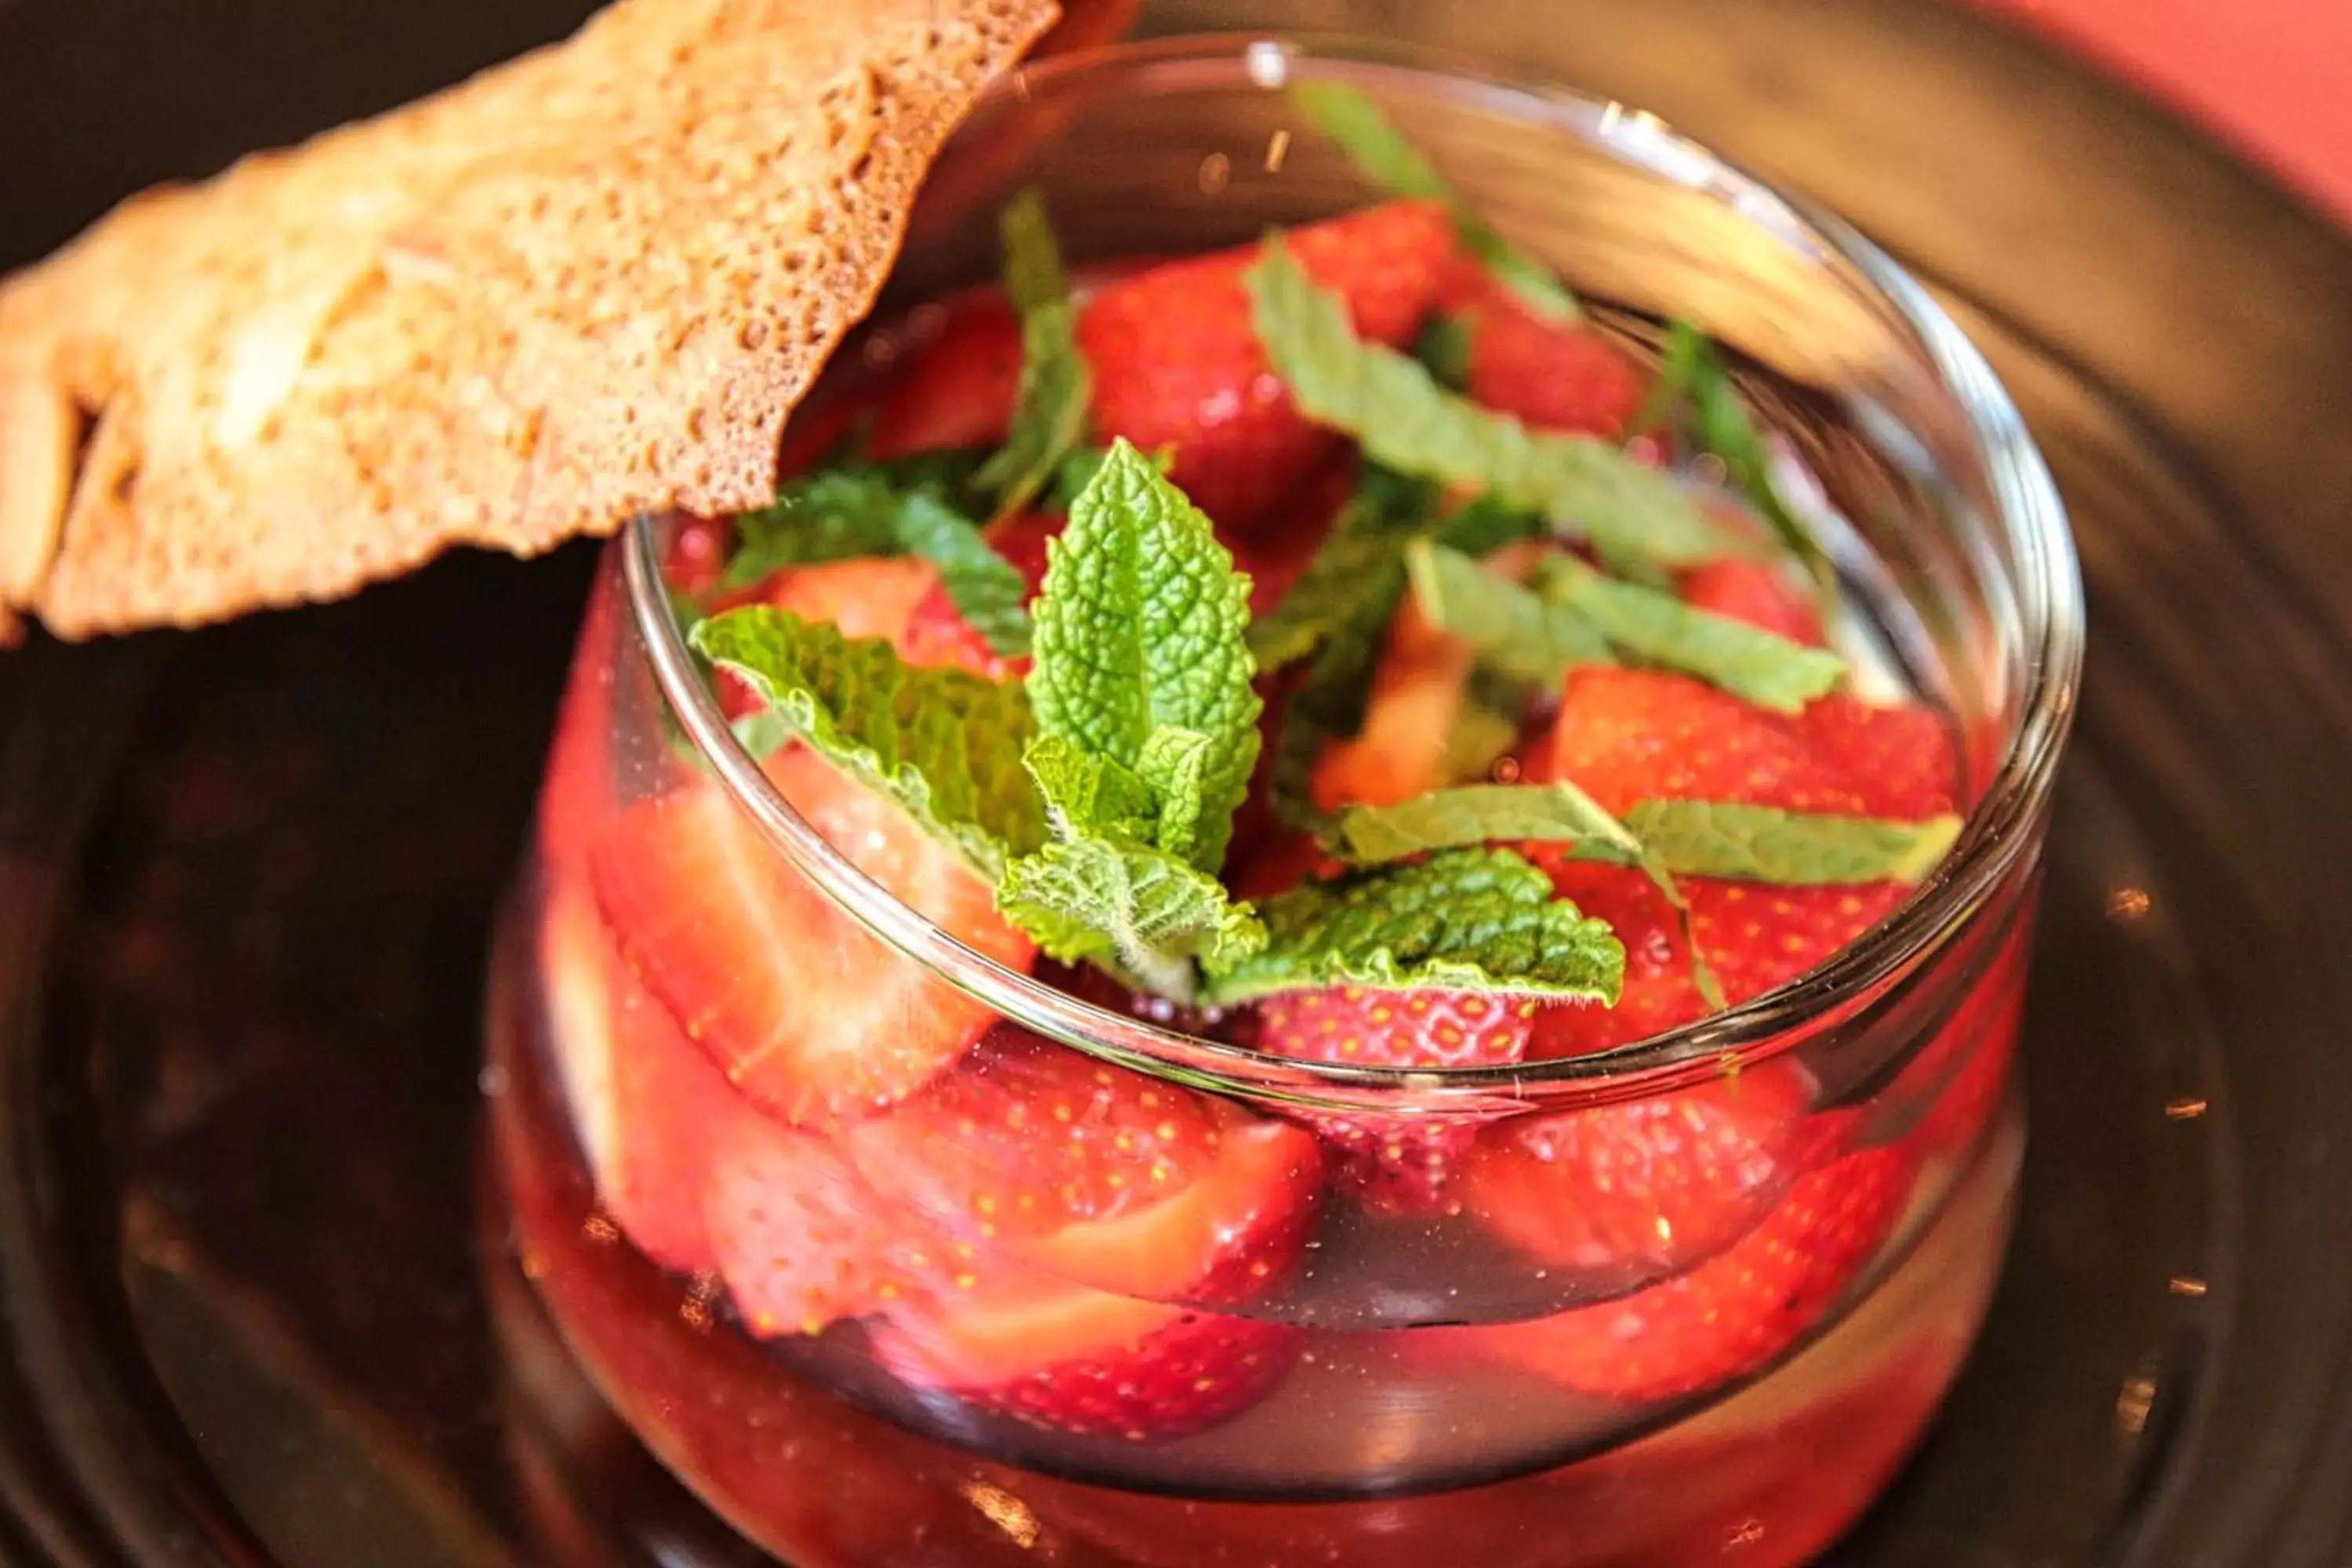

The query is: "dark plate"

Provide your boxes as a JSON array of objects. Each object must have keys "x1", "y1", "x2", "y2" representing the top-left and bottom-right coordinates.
[{"x1": 1, "y1": 1, "x2": 2348, "y2": 1564}]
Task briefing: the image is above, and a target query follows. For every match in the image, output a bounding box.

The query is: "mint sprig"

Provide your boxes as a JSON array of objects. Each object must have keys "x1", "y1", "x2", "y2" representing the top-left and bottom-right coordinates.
[
  {"x1": 1028, "y1": 440, "x2": 1262, "y2": 873},
  {"x1": 1203, "y1": 847, "x2": 1623, "y2": 1007},
  {"x1": 975, "y1": 190, "x2": 1091, "y2": 517},
  {"x1": 690, "y1": 608, "x2": 1044, "y2": 878},
  {"x1": 891, "y1": 493, "x2": 1033, "y2": 657},
  {"x1": 1534, "y1": 556, "x2": 1844, "y2": 713},
  {"x1": 1246, "y1": 239, "x2": 1734, "y2": 574},
  {"x1": 1291, "y1": 82, "x2": 1581, "y2": 324}
]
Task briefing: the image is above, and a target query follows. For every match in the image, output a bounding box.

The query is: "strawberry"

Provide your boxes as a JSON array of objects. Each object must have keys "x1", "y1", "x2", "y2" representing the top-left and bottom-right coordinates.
[
  {"x1": 842, "y1": 1028, "x2": 1322, "y2": 1304},
  {"x1": 1678, "y1": 557, "x2": 1825, "y2": 647},
  {"x1": 1310, "y1": 592, "x2": 1475, "y2": 813},
  {"x1": 760, "y1": 555, "x2": 942, "y2": 651},
  {"x1": 898, "y1": 509, "x2": 1060, "y2": 679},
  {"x1": 1077, "y1": 200, "x2": 1454, "y2": 528},
  {"x1": 662, "y1": 513, "x2": 735, "y2": 597},
  {"x1": 1460, "y1": 1142, "x2": 1914, "y2": 1401},
  {"x1": 1530, "y1": 667, "x2": 1864, "y2": 818},
  {"x1": 537, "y1": 575, "x2": 622, "y2": 883},
  {"x1": 1795, "y1": 692, "x2": 1962, "y2": 818},
  {"x1": 1529, "y1": 860, "x2": 1907, "y2": 1058},
  {"x1": 866, "y1": 293, "x2": 1024, "y2": 460},
  {"x1": 536, "y1": 876, "x2": 750, "y2": 1274},
  {"x1": 869, "y1": 204, "x2": 1454, "y2": 531},
  {"x1": 872, "y1": 1276, "x2": 1301, "y2": 1441},
  {"x1": 1907, "y1": 924, "x2": 2028, "y2": 1155},
  {"x1": 1257, "y1": 987, "x2": 1536, "y2": 1215},
  {"x1": 704, "y1": 1113, "x2": 964, "y2": 1338},
  {"x1": 1437, "y1": 262, "x2": 1646, "y2": 438},
  {"x1": 1457, "y1": 1065, "x2": 1814, "y2": 1279},
  {"x1": 590, "y1": 751, "x2": 1033, "y2": 1126}
]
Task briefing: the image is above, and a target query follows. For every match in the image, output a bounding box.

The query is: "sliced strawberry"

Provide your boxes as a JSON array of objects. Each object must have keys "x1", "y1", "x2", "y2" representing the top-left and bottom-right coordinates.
[
  {"x1": 1458, "y1": 1065, "x2": 1813, "y2": 1279},
  {"x1": 1311, "y1": 593, "x2": 1475, "y2": 812},
  {"x1": 760, "y1": 555, "x2": 942, "y2": 650},
  {"x1": 1257, "y1": 986, "x2": 1537, "y2": 1216},
  {"x1": 537, "y1": 877, "x2": 750, "y2": 1274},
  {"x1": 1678, "y1": 557, "x2": 1825, "y2": 647},
  {"x1": 590, "y1": 752, "x2": 1033, "y2": 1126},
  {"x1": 662, "y1": 513, "x2": 735, "y2": 597},
  {"x1": 538, "y1": 575, "x2": 621, "y2": 882},
  {"x1": 866, "y1": 294, "x2": 1023, "y2": 460},
  {"x1": 1437, "y1": 262, "x2": 1646, "y2": 439},
  {"x1": 1795, "y1": 692, "x2": 1962, "y2": 818},
  {"x1": 843, "y1": 1028, "x2": 1321, "y2": 1304},
  {"x1": 898, "y1": 509, "x2": 1060, "y2": 679},
  {"x1": 1078, "y1": 200, "x2": 1454, "y2": 528},
  {"x1": 705, "y1": 1112, "x2": 965, "y2": 1338},
  {"x1": 1530, "y1": 859, "x2": 1907, "y2": 1058},
  {"x1": 873, "y1": 1275, "x2": 1301, "y2": 1441},
  {"x1": 1530, "y1": 667, "x2": 1864, "y2": 817},
  {"x1": 1907, "y1": 924, "x2": 2029, "y2": 1155},
  {"x1": 1460, "y1": 1142, "x2": 1914, "y2": 1401}
]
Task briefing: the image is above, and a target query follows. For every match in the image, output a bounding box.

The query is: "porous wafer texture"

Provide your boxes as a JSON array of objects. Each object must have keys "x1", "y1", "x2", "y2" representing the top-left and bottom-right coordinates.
[{"x1": 0, "y1": 0, "x2": 1058, "y2": 641}]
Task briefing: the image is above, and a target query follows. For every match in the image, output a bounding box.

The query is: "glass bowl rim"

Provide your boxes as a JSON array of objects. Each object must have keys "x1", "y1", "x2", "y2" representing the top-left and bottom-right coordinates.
[{"x1": 621, "y1": 31, "x2": 2085, "y2": 1115}]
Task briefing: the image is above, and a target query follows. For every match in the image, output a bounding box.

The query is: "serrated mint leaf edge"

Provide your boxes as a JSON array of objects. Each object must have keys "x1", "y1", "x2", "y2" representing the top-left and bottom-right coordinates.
[{"x1": 1626, "y1": 800, "x2": 1963, "y2": 885}]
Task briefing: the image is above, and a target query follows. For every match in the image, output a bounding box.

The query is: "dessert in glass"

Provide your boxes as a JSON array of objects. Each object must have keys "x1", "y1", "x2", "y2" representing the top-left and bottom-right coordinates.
[{"x1": 485, "y1": 36, "x2": 2081, "y2": 1568}]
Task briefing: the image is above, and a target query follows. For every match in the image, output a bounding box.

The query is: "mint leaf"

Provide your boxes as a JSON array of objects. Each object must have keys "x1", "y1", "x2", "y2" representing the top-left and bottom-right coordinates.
[
  {"x1": 997, "y1": 834, "x2": 1266, "y2": 1001},
  {"x1": 1247, "y1": 239, "x2": 1730, "y2": 571},
  {"x1": 891, "y1": 492, "x2": 1032, "y2": 657},
  {"x1": 1414, "y1": 314, "x2": 1472, "y2": 389},
  {"x1": 1027, "y1": 441, "x2": 1261, "y2": 870},
  {"x1": 1536, "y1": 557, "x2": 1843, "y2": 713},
  {"x1": 1625, "y1": 800, "x2": 1963, "y2": 885},
  {"x1": 1004, "y1": 732, "x2": 1264, "y2": 1000},
  {"x1": 691, "y1": 607, "x2": 1044, "y2": 878},
  {"x1": 975, "y1": 191, "x2": 1091, "y2": 517},
  {"x1": 721, "y1": 453, "x2": 983, "y2": 589},
  {"x1": 1203, "y1": 847, "x2": 1622, "y2": 1005},
  {"x1": 1022, "y1": 731, "x2": 1156, "y2": 842},
  {"x1": 1406, "y1": 539, "x2": 1611, "y2": 683},
  {"x1": 1330, "y1": 781, "x2": 1723, "y2": 1009},
  {"x1": 1135, "y1": 724, "x2": 1216, "y2": 868},
  {"x1": 1331, "y1": 781, "x2": 1641, "y2": 866},
  {"x1": 1291, "y1": 82, "x2": 1579, "y2": 324},
  {"x1": 1658, "y1": 321, "x2": 1838, "y2": 615}
]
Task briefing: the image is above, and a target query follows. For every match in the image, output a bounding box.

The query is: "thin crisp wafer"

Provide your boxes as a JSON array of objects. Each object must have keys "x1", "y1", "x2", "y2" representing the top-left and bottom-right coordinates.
[{"x1": 0, "y1": 0, "x2": 1058, "y2": 641}]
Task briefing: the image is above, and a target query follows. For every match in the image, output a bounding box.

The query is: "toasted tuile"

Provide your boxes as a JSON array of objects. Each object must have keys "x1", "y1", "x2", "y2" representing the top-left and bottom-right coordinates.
[{"x1": 0, "y1": 0, "x2": 1058, "y2": 643}]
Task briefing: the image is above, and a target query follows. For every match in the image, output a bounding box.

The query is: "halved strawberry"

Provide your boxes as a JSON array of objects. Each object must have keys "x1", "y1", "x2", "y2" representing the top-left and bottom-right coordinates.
[
  {"x1": 872, "y1": 1275, "x2": 1301, "y2": 1442},
  {"x1": 1795, "y1": 692, "x2": 1962, "y2": 818},
  {"x1": 898, "y1": 509, "x2": 1061, "y2": 679},
  {"x1": 1257, "y1": 986, "x2": 1537, "y2": 1216},
  {"x1": 1436, "y1": 261, "x2": 1646, "y2": 439},
  {"x1": 1677, "y1": 557, "x2": 1825, "y2": 647},
  {"x1": 1906, "y1": 923, "x2": 2029, "y2": 1155},
  {"x1": 866, "y1": 294, "x2": 1024, "y2": 460},
  {"x1": 537, "y1": 877, "x2": 751, "y2": 1274},
  {"x1": 1530, "y1": 667, "x2": 1864, "y2": 817},
  {"x1": 1457, "y1": 1065, "x2": 1814, "y2": 1279},
  {"x1": 537, "y1": 575, "x2": 621, "y2": 883},
  {"x1": 760, "y1": 555, "x2": 943, "y2": 651},
  {"x1": 842, "y1": 1028, "x2": 1322, "y2": 1304},
  {"x1": 1078, "y1": 200, "x2": 1454, "y2": 529},
  {"x1": 704, "y1": 1112, "x2": 964, "y2": 1338},
  {"x1": 1457, "y1": 1142, "x2": 1914, "y2": 1401},
  {"x1": 590, "y1": 751, "x2": 1033, "y2": 1126}
]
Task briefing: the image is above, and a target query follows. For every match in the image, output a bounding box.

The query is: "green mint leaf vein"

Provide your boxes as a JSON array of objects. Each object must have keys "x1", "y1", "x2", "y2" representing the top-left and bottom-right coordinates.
[
  {"x1": 691, "y1": 606, "x2": 1044, "y2": 879},
  {"x1": 1536, "y1": 557, "x2": 1843, "y2": 713},
  {"x1": 1027, "y1": 440, "x2": 1261, "y2": 871},
  {"x1": 1203, "y1": 846, "x2": 1623, "y2": 1006},
  {"x1": 1247, "y1": 238, "x2": 1730, "y2": 572},
  {"x1": 1407, "y1": 539, "x2": 1611, "y2": 683},
  {"x1": 1290, "y1": 82, "x2": 1579, "y2": 323},
  {"x1": 975, "y1": 190, "x2": 1091, "y2": 517},
  {"x1": 1624, "y1": 800, "x2": 1963, "y2": 885},
  {"x1": 891, "y1": 492, "x2": 1033, "y2": 657}
]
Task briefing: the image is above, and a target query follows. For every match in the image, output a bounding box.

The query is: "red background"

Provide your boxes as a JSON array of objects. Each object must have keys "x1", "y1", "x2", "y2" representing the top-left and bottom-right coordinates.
[{"x1": 1976, "y1": 0, "x2": 2352, "y2": 218}]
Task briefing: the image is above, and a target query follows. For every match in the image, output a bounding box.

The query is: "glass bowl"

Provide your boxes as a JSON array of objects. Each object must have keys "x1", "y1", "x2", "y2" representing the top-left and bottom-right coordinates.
[{"x1": 485, "y1": 31, "x2": 2081, "y2": 1568}]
